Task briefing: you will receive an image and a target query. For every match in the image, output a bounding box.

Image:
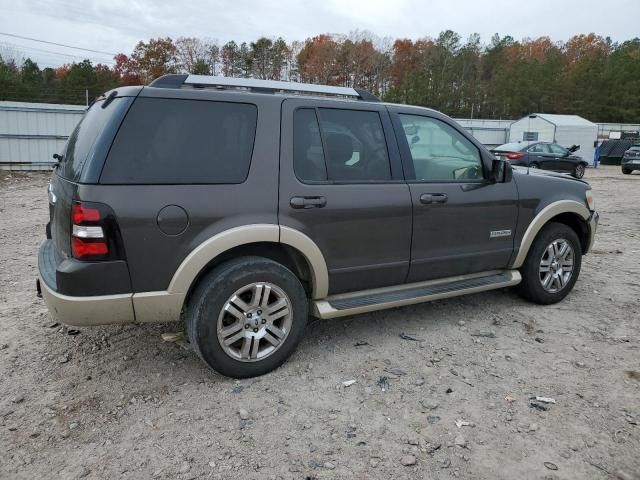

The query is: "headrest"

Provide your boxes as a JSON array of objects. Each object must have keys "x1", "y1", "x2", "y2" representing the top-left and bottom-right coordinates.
[{"x1": 325, "y1": 133, "x2": 353, "y2": 165}]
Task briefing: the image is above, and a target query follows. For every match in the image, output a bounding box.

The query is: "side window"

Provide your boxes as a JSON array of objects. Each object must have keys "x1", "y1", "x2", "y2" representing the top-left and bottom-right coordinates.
[
  {"x1": 398, "y1": 114, "x2": 483, "y2": 182},
  {"x1": 528, "y1": 144, "x2": 549, "y2": 153},
  {"x1": 100, "y1": 98, "x2": 257, "y2": 184},
  {"x1": 319, "y1": 109, "x2": 392, "y2": 182},
  {"x1": 548, "y1": 143, "x2": 567, "y2": 155},
  {"x1": 293, "y1": 109, "x2": 327, "y2": 182}
]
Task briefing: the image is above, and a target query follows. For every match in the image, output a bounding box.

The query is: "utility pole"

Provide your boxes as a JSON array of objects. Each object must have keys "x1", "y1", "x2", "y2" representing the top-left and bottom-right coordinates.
[{"x1": 85, "y1": 89, "x2": 88, "y2": 106}]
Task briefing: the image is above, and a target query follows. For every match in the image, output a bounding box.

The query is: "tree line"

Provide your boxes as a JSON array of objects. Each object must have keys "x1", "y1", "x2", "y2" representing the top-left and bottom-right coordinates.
[{"x1": 1, "y1": 31, "x2": 639, "y2": 123}]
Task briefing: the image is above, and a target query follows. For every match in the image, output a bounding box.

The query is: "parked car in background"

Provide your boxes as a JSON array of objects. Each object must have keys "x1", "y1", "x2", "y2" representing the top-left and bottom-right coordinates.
[
  {"x1": 492, "y1": 141, "x2": 588, "y2": 178},
  {"x1": 621, "y1": 145, "x2": 640, "y2": 174}
]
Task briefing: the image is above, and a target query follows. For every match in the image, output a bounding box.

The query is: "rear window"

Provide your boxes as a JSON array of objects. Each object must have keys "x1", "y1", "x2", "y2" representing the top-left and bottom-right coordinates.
[
  {"x1": 58, "y1": 99, "x2": 127, "y2": 181},
  {"x1": 100, "y1": 98, "x2": 257, "y2": 184}
]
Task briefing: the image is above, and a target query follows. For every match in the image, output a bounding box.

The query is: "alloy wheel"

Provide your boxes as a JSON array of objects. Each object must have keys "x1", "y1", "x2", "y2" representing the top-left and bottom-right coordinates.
[
  {"x1": 217, "y1": 282, "x2": 293, "y2": 362},
  {"x1": 539, "y1": 239, "x2": 574, "y2": 293}
]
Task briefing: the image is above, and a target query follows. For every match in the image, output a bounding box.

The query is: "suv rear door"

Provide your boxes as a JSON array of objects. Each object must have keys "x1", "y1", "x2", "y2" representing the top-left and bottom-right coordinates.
[
  {"x1": 526, "y1": 143, "x2": 551, "y2": 169},
  {"x1": 279, "y1": 98, "x2": 412, "y2": 295},
  {"x1": 389, "y1": 107, "x2": 519, "y2": 282}
]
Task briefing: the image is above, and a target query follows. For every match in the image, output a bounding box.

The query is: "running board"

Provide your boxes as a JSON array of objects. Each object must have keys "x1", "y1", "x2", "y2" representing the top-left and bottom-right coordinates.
[{"x1": 311, "y1": 270, "x2": 521, "y2": 319}]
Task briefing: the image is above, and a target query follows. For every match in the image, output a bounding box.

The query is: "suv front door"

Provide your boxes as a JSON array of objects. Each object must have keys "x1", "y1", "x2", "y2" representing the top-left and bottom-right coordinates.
[
  {"x1": 389, "y1": 108, "x2": 519, "y2": 282},
  {"x1": 279, "y1": 98, "x2": 412, "y2": 295}
]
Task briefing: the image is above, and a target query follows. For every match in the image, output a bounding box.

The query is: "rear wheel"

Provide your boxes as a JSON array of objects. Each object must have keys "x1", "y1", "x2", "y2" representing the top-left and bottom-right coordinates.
[
  {"x1": 517, "y1": 222, "x2": 582, "y2": 305},
  {"x1": 185, "y1": 257, "x2": 308, "y2": 378},
  {"x1": 529, "y1": 162, "x2": 540, "y2": 170},
  {"x1": 573, "y1": 163, "x2": 586, "y2": 178}
]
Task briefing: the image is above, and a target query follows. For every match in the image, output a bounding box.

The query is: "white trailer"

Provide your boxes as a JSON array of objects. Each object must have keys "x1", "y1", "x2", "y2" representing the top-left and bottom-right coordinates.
[{"x1": 509, "y1": 113, "x2": 598, "y2": 166}]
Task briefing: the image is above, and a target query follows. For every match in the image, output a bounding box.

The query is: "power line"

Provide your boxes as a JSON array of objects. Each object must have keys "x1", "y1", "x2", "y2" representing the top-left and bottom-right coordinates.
[
  {"x1": 0, "y1": 41, "x2": 114, "y2": 64},
  {"x1": 0, "y1": 32, "x2": 116, "y2": 57}
]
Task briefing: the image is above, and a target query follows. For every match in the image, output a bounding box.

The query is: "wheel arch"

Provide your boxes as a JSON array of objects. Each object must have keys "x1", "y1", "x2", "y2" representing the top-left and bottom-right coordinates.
[
  {"x1": 169, "y1": 224, "x2": 329, "y2": 302},
  {"x1": 512, "y1": 200, "x2": 590, "y2": 268}
]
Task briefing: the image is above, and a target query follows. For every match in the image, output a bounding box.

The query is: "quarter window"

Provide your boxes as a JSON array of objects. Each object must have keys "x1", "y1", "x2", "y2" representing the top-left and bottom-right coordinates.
[
  {"x1": 100, "y1": 98, "x2": 257, "y2": 184},
  {"x1": 293, "y1": 108, "x2": 391, "y2": 182},
  {"x1": 398, "y1": 114, "x2": 483, "y2": 182}
]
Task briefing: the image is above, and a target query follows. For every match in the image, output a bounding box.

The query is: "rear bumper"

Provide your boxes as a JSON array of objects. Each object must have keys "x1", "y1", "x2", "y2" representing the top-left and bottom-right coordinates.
[
  {"x1": 38, "y1": 240, "x2": 135, "y2": 326},
  {"x1": 37, "y1": 240, "x2": 183, "y2": 326},
  {"x1": 38, "y1": 274, "x2": 135, "y2": 326}
]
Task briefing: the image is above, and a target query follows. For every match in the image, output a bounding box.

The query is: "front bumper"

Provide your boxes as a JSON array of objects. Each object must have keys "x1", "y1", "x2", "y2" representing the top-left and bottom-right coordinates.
[
  {"x1": 37, "y1": 240, "x2": 135, "y2": 326},
  {"x1": 586, "y1": 211, "x2": 599, "y2": 253},
  {"x1": 622, "y1": 160, "x2": 640, "y2": 171}
]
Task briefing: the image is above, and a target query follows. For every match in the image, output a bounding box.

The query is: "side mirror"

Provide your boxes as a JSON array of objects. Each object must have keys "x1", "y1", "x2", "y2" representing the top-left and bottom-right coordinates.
[
  {"x1": 410, "y1": 135, "x2": 420, "y2": 145},
  {"x1": 568, "y1": 144, "x2": 580, "y2": 153},
  {"x1": 491, "y1": 158, "x2": 512, "y2": 183}
]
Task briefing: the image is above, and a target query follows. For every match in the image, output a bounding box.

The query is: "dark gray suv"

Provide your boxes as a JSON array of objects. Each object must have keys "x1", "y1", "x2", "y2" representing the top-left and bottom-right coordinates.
[{"x1": 37, "y1": 75, "x2": 599, "y2": 378}]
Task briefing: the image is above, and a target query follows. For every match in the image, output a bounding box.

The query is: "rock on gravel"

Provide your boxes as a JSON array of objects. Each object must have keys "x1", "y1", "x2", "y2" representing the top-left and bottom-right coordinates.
[{"x1": 400, "y1": 455, "x2": 417, "y2": 466}]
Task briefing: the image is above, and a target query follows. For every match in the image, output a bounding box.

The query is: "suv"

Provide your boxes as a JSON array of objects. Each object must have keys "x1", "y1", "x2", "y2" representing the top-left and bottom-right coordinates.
[
  {"x1": 38, "y1": 75, "x2": 599, "y2": 378},
  {"x1": 491, "y1": 141, "x2": 588, "y2": 178}
]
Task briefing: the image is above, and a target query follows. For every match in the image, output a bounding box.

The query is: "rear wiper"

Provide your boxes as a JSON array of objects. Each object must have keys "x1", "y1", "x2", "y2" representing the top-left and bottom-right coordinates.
[{"x1": 101, "y1": 91, "x2": 118, "y2": 109}]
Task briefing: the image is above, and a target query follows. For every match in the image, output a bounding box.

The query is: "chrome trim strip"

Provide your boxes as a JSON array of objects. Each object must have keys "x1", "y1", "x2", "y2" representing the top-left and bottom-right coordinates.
[
  {"x1": 511, "y1": 200, "x2": 591, "y2": 269},
  {"x1": 312, "y1": 270, "x2": 521, "y2": 319}
]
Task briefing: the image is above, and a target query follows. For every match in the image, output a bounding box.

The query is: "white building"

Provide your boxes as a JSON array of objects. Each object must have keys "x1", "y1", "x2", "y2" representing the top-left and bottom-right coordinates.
[
  {"x1": 0, "y1": 101, "x2": 85, "y2": 171},
  {"x1": 508, "y1": 113, "x2": 599, "y2": 166}
]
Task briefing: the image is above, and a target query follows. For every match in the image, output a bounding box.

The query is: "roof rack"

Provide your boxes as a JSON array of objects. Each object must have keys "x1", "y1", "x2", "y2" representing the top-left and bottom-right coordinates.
[{"x1": 148, "y1": 74, "x2": 380, "y2": 102}]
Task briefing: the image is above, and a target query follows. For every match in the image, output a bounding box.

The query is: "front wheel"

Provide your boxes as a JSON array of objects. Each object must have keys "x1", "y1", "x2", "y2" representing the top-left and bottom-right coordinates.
[
  {"x1": 622, "y1": 168, "x2": 632, "y2": 175},
  {"x1": 185, "y1": 257, "x2": 308, "y2": 378},
  {"x1": 517, "y1": 222, "x2": 582, "y2": 305},
  {"x1": 573, "y1": 163, "x2": 586, "y2": 178}
]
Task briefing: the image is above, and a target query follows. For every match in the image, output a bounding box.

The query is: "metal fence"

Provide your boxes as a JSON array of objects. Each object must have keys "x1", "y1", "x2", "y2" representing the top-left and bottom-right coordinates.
[{"x1": 0, "y1": 101, "x2": 85, "y2": 171}]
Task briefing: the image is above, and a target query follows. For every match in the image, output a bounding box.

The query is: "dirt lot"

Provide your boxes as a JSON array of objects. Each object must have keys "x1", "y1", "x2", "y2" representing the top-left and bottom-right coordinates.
[{"x1": 0, "y1": 166, "x2": 639, "y2": 480}]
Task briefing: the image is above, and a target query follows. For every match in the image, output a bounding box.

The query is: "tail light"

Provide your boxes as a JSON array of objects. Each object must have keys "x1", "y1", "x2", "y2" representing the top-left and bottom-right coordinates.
[
  {"x1": 70, "y1": 201, "x2": 124, "y2": 260},
  {"x1": 505, "y1": 152, "x2": 524, "y2": 160}
]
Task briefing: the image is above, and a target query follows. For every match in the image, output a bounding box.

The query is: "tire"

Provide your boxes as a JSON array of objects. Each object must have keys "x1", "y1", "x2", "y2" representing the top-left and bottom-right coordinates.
[
  {"x1": 517, "y1": 222, "x2": 582, "y2": 305},
  {"x1": 622, "y1": 168, "x2": 631, "y2": 175},
  {"x1": 573, "y1": 163, "x2": 586, "y2": 179},
  {"x1": 529, "y1": 162, "x2": 540, "y2": 169},
  {"x1": 185, "y1": 256, "x2": 308, "y2": 378}
]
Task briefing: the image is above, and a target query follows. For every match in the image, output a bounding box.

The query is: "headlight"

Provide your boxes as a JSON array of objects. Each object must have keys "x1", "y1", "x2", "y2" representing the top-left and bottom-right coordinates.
[{"x1": 585, "y1": 190, "x2": 595, "y2": 211}]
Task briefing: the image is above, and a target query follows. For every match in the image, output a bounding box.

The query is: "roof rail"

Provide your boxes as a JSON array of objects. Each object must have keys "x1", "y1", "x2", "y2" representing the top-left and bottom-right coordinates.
[{"x1": 148, "y1": 74, "x2": 380, "y2": 102}]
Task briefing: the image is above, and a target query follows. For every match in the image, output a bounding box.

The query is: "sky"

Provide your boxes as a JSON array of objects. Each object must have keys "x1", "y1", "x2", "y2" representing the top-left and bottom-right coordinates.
[{"x1": 1, "y1": 0, "x2": 639, "y2": 68}]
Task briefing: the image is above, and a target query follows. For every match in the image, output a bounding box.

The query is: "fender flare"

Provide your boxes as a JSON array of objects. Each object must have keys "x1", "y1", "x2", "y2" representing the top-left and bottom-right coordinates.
[
  {"x1": 168, "y1": 224, "x2": 329, "y2": 299},
  {"x1": 511, "y1": 200, "x2": 590, "y2": 269}
]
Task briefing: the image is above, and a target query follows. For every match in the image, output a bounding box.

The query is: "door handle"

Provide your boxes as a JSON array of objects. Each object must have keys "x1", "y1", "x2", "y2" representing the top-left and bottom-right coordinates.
[
  {"x1": 290, "y1": 196, "x2": 327, "y2": 209},
  {"x1": 420, "y1": 193, "x2": 448, "y2": 204}
]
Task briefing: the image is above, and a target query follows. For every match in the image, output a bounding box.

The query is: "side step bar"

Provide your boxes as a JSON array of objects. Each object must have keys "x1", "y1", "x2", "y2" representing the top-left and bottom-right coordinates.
[{"x1": 312, "y1": 270, "x2": 521, "y2": 319}]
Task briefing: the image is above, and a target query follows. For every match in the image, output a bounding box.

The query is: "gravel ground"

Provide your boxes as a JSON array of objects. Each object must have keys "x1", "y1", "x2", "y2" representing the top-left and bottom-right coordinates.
[{"x1": 0, "y1": 166, "x2": 639, "y2": 480}]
